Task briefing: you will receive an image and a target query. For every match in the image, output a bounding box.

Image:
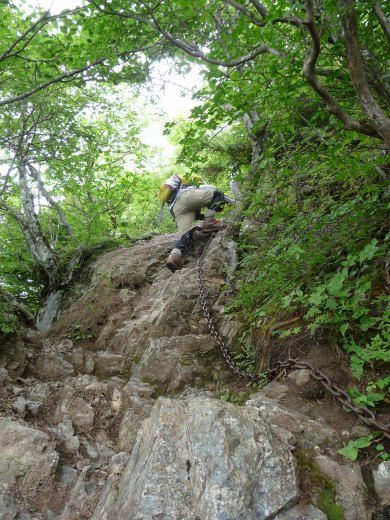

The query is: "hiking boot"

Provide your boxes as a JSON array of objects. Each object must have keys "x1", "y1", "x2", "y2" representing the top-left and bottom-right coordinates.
[
  {"x1": 166, "y1": 249, "x2": 184, "y2": 272},
  {"x1": 201, "y1": 218, "x2": 228, "y2": 234}
]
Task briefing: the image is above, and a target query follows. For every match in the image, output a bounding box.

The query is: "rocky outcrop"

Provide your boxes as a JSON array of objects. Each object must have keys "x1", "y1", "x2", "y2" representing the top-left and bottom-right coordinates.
[
  {"x1": 0, "y1": 232, "x2": 388, "y2": 519},
  {"x1": 0, "y1": 417, "x2": 58, "y2": 513},
  {"x1": 373, "y1": 461, "x2": 390, "y2": 508},
  {"x1": 314, "y1": 454, "x2": 371, "y2": 520},
  {"x1": 275, "y1": 505, "x2": 327, "y2": 520},
  {"x1": 93, "y1": 395, "x2": 299, "y2": 520},
  {"x1": 246, "y1": 393, "x2": 339, "y2": 450}
]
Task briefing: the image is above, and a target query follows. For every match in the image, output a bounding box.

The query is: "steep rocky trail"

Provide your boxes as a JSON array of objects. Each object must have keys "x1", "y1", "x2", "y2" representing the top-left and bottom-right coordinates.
[{"x1": 0, "y1": 231, "x2": 389, "y2": 519}]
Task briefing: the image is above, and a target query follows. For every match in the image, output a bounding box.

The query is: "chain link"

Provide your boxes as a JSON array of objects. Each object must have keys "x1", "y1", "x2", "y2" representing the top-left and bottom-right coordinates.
[{"x1": 196, "y1": 234, "x2": 390, "y2": 439}]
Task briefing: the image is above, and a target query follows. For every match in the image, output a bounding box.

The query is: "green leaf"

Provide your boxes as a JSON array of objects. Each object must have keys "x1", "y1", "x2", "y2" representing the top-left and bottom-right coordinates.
[
  {"x1": 309, "y1": 291, "x2": 326, "y2": 305},
  {"x1": 376, "y1": 375, "x2": 390, "y2": 390},
  {"x1": 350, "y1": 356, "x2": 365, "y2": 379},
  {"x1": 359, "y1": 315, "x2": 376, "y2": 331},
  {"x1": 359, "y1": 240, "x2": 379, "y2": 263},
  {"x1": 366, "y1": 393, "x2": 385, "y2": 403},
  {"x1": 340, "y1": 323, "x2": 349, "y2": 336},
  {"x1": 338, "y1": 442, "x2": 359, "y2": 461},
  {"x1": 353, "y1": 436, "x2": 372, "y2": 449},
  {"x1": 327, "y1": 271, "x2": 347, "y2": 296}
]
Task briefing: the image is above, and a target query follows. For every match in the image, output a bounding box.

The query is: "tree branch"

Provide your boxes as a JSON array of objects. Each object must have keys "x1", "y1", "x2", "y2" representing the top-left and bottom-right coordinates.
[
  {"x1": 248, "y1": 0, "x2": 268, "y2": 18},
  {"x1": 340, "y1": 0, "x2": 390, "y2": 148},
  {"x1": 0, "y1": 8, "x2": 83, "y2": 62},
  {"x1": 374, "y1": 4, "x2": 390, "y2": 45},
  {"x1": 0, "y1": 57, "x2": 107, "y2": 107},
  {"x1": 89, "y1": 0, "x2": 284, "y2": 66},
  {"x1": 87, "y1": 0, "x2": 149, "y2": 23},
  {"x1": 0, "y1": 165, "x2": 15, "y2": 197},
  {"x1": 140, "y1": 0, "x2": 284, "y2": 64},
  {"x1": 303, "y1": 0, "x2": 380, "y2": 140},
  {"x1": 17, "y1": 163, "x2": 59, "y2": 283},
  {"x1": 27, "y1": 164, "x2": 74, "y2": 236},
  {"x1": 1, "y1": 32, "x2": 164, "y2": 107},
  {"x1": 224, "y1": 0, "x2": 266, "y2": 27},
  {"x1": 2, "y1": 291, "x2": 34, "y2": 323}
]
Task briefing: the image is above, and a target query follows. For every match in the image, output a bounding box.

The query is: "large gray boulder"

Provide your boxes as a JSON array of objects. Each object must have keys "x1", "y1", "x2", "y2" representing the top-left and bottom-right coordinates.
[
  {"x1": 275, "y1": 504, "x2": 327, "y2": 519},
  {"x1": 0, "y1": 418, "x2": 59, "y2": 499},
  {"x1": 54, "y1": 391, "x2": 95, "y2": 432},
  {"x1": 246, "y1": 394, "x2": 340, "y2": 450},
  {"x1": 0, "y1": 492, "x2": 31, "y2": 520},
  {"x1": 131, "y1": 334, "x2": 216, "y2": 392},
  {"x1": 34, "y1": 345, "x2": 75, "y2": 380},
  {"x1": 314, "y1": 454, "x2": 371, "y2": 520},
  {"x1": 93, "y1": 395, "x2": 299, "y2": 519},
  {"x1": 373, "y1": 461, "x2": 390, "y2": 508}
]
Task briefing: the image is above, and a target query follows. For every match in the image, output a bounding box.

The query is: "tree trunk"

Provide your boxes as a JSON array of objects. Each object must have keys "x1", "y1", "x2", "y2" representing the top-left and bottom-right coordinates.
[
  {"x1": 27, "y1": 165, "x2": 74, "y2": 236},
  {"x1": 241, "y1": 111, "x2": 267, "y2": 204},
  {"x1": 18, "y1": 163, "x2": 59, "y2": 286},
  {"x1": 374, "y1": 4, "x2": 390, "y2": 46},
  {"x1": 341, "y1": 0, "x2": 390, "y2": 149}
]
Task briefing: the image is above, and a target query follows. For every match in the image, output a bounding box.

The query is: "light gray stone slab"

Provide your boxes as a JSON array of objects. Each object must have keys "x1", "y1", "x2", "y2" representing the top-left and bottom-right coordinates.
[{"x1": 94, "y1": 395, "x2": 299, "y2": 519}]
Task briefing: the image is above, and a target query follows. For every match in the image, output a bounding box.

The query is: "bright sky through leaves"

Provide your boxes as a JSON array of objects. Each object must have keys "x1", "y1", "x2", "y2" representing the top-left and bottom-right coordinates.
[
  {"x1": 14, "y1": 0, "x2": 202, "y2": 155},
  {"x1": 14, "y1": 0, "x2": 82, "y2": 14}
]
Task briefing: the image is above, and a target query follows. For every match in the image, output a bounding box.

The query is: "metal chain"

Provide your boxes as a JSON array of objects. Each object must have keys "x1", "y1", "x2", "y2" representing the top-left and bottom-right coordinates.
[{"x1": 196, "y1": 234, "x2": 390, "y2": 439}]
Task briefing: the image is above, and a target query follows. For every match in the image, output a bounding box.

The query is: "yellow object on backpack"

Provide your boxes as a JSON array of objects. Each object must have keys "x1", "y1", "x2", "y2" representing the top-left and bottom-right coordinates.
[
  {"x1": 157, "y1": 173, "x2": 204, "y2": 203},
  {"x1": 157, "y1": 184, "x2": 175, "y2": 203}
]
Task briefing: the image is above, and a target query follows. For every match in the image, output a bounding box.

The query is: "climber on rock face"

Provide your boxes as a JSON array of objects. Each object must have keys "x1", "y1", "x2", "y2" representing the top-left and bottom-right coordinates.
[{"x1": 158, "y1": 174, "x2": 236, "y2": 272}]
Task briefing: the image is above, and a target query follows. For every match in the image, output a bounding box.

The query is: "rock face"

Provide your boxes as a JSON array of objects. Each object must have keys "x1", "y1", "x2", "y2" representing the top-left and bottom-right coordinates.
[
  {"x1": 246, "y1": 393, "x2": 339, "y2": 450},
  {"x1": 36, "y1": 290, "x2": 63, "y2": 331},
  {"x1": 0, "y1": 417, "x2": 58, "y2": 511},
  {"x1": 0, "y1": 232, "x2": 385, "y2": 519},
  {"x1": 93, "y1": 396, "x2": 298, "y2": 520},
  {"x1": 314, "y1": 454, "x2": 371, "y2": 520},
  {"x1": 373, "y1": 461, "x2": 390, "y2": 508},
  {"x1": 275, "y1": 505, "x2": 327, "y2": 520}
]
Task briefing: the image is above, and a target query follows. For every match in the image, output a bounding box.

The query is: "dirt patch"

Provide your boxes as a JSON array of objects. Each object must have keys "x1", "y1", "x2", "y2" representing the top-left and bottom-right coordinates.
[
  {"x1": 44, "y1": 235, "x2": 174, "y2": 348},
  {"x1": 46, "y1": 286, "x2": 133, "y2": 351}
]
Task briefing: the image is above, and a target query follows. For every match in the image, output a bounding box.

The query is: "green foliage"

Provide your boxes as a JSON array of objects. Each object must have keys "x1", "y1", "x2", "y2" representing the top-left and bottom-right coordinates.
[
  {"x1": 0, "y1": 1, "x2": 171, "y2": 300},
  {"x1": 283, "y1": 237, "x2": 389, "y2": 379},
  {"x1": 167, "y1": 118, "x2": 251, "y2": 188},
  {"x1": 338, "y1": 433, "x2": 389, "y2": 462},
  {"x1": 338, "y1": 435, "x2": 374, "y2": 461},
  {"x1": 66, "y1": 331, "x2": 94, "y2": 341},
  {"x1": 348, "y1": 386, "x2": 385, "y2": 408},
  {"x1": 376, "y1": 444, "x2": 390, "y2": 461},
  {"x1": 0, "y1": 302, "x2": 18, "y2": 336},
  {"x1": 366, "y1": 375, "x2": 390, "y2": 393},
  {"x1": 228, "y1": 114, "x2": 389, "y2": 391},
  {"x1": 317, "y1": 490, "x2": 345, "y2": 520},
  {"x1": 0, "y1": 216, "x2": 43, "y2": 308},
  {"x1": 272, "y1": 326, "x2": 301, "y2": 339},
  {"x1": 218, "y1": 390, "x2": 251, "y2": 405},
  {"x1": 0, "y1": 1, "x2": 155, "y2": 106},
  {"x1": 0, "y1": 76, "x2": 172, "y2": 300},
  {"x1": 229, "y1": 341, "x2": 257, "y2": 377}
]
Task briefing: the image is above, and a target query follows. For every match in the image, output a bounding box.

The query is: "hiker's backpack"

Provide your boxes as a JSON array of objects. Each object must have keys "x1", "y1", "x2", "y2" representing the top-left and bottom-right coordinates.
[
  {"x1": 157, "y1": 173, "x2": 204, "y2": 203},
  {"x1": 157, "y1": 175, "x2": 181, "y2": 203}
]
